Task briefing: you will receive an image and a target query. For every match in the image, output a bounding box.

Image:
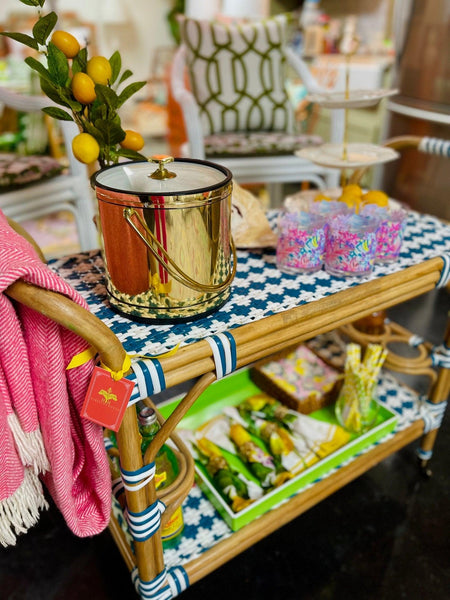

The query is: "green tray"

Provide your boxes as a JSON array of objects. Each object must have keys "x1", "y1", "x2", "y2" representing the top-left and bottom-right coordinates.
[{"x1": 158, "y1": 368, "x2": 398, "y2": 531}]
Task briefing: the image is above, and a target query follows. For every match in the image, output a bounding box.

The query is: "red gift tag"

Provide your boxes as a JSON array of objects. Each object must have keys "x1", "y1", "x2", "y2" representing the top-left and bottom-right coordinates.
[{"x1": 81, "y1": 366, "x2": 135, "y2": 431}]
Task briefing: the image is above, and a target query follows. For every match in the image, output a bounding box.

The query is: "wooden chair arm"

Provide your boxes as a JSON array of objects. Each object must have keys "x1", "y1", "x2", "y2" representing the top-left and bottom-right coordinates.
[
  {"x1": 349, "y1": 135, "x2": 447, "y2": 185},
  {"x1": 5, "y1": 280, "x2": 126, "y2": 372}
]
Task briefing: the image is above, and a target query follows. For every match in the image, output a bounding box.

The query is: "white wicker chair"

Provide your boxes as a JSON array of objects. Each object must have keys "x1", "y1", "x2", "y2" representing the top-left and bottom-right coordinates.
[
  {"x1": 0, "y1": 86, "x2": 98, "y2": 251},
  {"x1": 170, "y1": 19, "x2": 343, "y2": 203}
]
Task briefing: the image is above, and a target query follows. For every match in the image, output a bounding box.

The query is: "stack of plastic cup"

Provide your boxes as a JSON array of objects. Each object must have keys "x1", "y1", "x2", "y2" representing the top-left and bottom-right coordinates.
[
  {"x1": 324, "y1": 213, "x2": 379, "y2": 277},
  {"x1": 276, "y1": 211, "x2": 327, "y2": 274},
  {"x1": 361, "y1": 205, "x2": 408, "y2": 263},
  {"x1": 308, "y1": 199, "x2": 351, "y2": 220}
]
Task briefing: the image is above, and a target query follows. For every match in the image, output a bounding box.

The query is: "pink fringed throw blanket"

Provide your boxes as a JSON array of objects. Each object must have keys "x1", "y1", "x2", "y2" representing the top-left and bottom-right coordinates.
[{"x1": 0, "y1": 212, "x2": 111, "y2": 546}]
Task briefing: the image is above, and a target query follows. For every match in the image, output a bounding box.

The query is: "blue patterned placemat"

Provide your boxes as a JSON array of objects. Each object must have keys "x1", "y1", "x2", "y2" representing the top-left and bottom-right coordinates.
[{"x1": 49, "y1": 210, "x2": 450, "y2": 356}]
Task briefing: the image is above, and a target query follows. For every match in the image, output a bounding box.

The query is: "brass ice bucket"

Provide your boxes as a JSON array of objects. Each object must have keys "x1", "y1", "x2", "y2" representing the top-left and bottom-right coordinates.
[{"x1": 93, "y1": 156, "x2": 236, "y2": 322}]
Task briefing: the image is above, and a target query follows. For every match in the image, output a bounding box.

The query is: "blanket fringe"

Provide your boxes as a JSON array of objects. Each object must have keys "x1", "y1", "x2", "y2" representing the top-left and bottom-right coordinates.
[
  {"x1": 0, "y1": 468, "x2": 49, "y2": 547},
  {"x1": 8, "y1": 413, "x2": 50, "y2": 474}
]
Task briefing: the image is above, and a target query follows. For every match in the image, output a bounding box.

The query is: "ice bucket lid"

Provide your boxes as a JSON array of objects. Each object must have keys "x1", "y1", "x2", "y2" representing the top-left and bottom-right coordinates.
[{"x1": 94, "y1": 155, "x2": 232, "y2": 196}]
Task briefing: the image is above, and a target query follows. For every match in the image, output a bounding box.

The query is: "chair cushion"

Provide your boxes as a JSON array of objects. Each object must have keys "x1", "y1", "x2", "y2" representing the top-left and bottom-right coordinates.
[
  {"x1": 179, "y1": 15, "x2": 293, "y2": 136},
  {"x1": 0, "y1": 153, "x2": 64, "y2": 191},
  {"x1": 204, "y1": 131, "x2": 323, "y2": 158}
]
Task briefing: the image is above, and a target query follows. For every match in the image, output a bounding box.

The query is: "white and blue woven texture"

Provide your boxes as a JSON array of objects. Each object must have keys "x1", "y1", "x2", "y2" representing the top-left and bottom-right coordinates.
[{"x1": 49, "y1": 210, "x2": 450, "y2": 357}]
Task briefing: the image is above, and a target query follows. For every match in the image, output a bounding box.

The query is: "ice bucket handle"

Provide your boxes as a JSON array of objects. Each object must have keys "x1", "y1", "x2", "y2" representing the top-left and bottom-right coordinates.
[{"x1": 124, "y1": 208, "x2": 237, "y2": 294}]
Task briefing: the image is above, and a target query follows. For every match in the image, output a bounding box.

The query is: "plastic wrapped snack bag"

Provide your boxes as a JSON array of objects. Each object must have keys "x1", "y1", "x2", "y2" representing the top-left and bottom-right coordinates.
[
  {"x1": 237, "y1": 394, "x2": 350, "y2": 460},
  {"x1": 197, "y1": 414, "x2": 290, "y2": 489},
  {"x1": 224, "y1": 406, "x2": 307, "y2": 476},
  {"x1": 179, "y1": 430, "x2": 262, "y2": 512}
]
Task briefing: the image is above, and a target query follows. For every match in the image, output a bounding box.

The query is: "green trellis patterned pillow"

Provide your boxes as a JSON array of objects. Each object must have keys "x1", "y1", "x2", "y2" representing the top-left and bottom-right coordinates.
[{"x1": 179, "y1": 15, "x2": 293, "y2": 136}]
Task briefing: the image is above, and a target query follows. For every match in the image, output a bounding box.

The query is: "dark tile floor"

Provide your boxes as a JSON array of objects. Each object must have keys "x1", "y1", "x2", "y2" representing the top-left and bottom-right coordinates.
[{"x1": 1, "y1": 288, "x2": 449, "y2": 600}]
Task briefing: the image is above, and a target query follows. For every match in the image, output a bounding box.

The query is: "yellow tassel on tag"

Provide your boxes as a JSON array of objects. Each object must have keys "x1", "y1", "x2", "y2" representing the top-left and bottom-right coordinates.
[
  {"x1": 66, "y1": 346, "x2": 97, "y2": 370},
  {"x1": 67, "y1": 343, "x2": 180, "y2": 380},
  {"x1": 101, "y1": 354, "x2": 132, "y2": 381}
]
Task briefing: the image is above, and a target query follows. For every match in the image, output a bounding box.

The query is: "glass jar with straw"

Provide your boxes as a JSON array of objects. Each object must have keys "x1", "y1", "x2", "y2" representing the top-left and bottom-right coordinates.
[{"x1": 335, "y1": 343, "x2": 387, "y2": 433}]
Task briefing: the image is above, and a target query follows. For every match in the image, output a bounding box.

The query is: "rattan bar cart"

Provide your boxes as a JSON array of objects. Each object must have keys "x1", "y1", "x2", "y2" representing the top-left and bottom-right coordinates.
[{"x1": 8, "y1": 203, "x2": 450, "y2": 598}]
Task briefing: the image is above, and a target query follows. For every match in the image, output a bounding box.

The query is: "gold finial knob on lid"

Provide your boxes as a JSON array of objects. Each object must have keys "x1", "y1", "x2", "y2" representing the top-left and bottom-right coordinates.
[{"x1": 148, "y1": 154, "x2": 176, "y2": 180}]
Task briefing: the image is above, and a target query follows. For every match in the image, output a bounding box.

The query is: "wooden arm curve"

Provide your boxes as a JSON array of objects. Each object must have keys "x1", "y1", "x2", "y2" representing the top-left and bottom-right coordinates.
[
  {"x1": 349, "y1": 135, "x2": 423, "y2": 185},
  {"x1": 5, "y1": 280, "x2": 127, "y2": 372},
  {"x1": 5, "y1": 217, "x2": 125, "y2": 370}
]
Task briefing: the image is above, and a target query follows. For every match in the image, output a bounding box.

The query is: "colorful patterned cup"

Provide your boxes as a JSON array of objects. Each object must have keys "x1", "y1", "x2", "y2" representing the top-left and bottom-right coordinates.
[
  {"x1": 276, "y1": 211, "x2": 327, "y2": 274},
  {"x1": 324, "y1": 213, "x2": 379, "y2": 277},
  {"x1": 308, "y1": 199, "x2": 351, "y2": 220},
  {"x1": 361, "y1": 205, "x2": 408, "y2": 263}
]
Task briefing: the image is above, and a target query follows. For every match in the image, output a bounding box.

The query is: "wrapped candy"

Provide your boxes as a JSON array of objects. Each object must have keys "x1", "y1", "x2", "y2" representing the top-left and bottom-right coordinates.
[
  {"x1": 179, "y1": 430, "x2": 262, "y2": 512},
  {"x1": 229, "y1": 423, "x2": 291, "y2": 489},
  {"x1": 224, "y1": 405, "x2": 306, "y2": 475},
  {"x1": 236, "y1": 394, "x2": 350, "y2": 461}
]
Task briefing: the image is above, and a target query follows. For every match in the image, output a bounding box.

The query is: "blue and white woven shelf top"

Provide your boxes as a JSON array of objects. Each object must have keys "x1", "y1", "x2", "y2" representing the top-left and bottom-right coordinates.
[{"x1": 50, "y1": 210, "x2": 450, "y2": 357}]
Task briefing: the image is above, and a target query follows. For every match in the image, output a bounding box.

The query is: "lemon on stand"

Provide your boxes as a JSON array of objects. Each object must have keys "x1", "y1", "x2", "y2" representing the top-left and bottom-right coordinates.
[
  {"x1": 71, "y1": 72, "x2": 97, "y2": 104},
  {"x1": 50, "y1": 30, "x2": 80, "y2": 58},
  {"x1": 120, "y1": 130, "x2": 145, "y2": 152},
  {"x1": 72, "y1": 133, "x2": 100, "y2": 164},
  {"x1": 87, "y1": 56, "x2": 112, "y2": 85}
]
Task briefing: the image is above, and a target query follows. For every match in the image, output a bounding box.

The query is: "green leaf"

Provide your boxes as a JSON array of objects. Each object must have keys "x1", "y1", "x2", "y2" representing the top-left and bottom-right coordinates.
[
  {"x1": 25, "y1": 56, "x2": 53, "y2": 83},
  {"x1": 118, "y1": 69, "x2": 133, "y2": 85},
  {"x1": 59, "y1": 88, "x2": 83, "y2": 112},
  {"x1": 111, "y1": 113, "x2": 122, "y2": 126},
  {"x1": 90, "y1": 101, "x2": 107, "y2": 121},
  {"x1": 47, "y1": 42, "x2": 69, "y2": 86},
  {"x1": 94, "y1": 119, "x2": 126, "y2": 145},
  {"x1": 72, "y1": 47, "x2": 87, "y2": 74},
  {"x1": 109, "y1": 51, "x2": 121, "y2": 85},
  {"x1": 40, "y1": 77, "x2": 70, "y2": 106},
  {"x1": 117, "y1": 81, "x2": 146, "y2": 107},
  {"x1": 94, "y1": 84, "x2": 119, "y2": 111},
  {"x1": 32, "y1": 11, "x2": 57, "y2": 45},
  {"x1": 19, "y1": 0, "x2": 42, "y2": 6},
  {"x1": 116, "y1": 148, "x2": 147, "y2": 161},
  {"x1": 42, "y1": 106, "x2": 74, "y2": 121},
  {"x1": 1, "y1": 32, "x2": 39, "y2": 51},
  {"x1": 83, "y1": 120, "x2": 106, "y2": 143}
]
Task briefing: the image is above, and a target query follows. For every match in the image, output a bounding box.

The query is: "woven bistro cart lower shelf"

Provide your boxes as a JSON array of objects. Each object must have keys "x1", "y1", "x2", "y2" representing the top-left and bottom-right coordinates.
[
  {"x1": 43, "y1": 208, "x2": 449, "y2": 598},
  {"x1": 107, "y1": 359, "x2": 438, "y2": 588}
]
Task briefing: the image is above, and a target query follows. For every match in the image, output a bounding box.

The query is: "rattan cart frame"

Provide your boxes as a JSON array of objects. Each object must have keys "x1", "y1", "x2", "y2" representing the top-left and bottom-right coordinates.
[{"x1": 7, "y1": 253, "x2": 449, "y2": 595}]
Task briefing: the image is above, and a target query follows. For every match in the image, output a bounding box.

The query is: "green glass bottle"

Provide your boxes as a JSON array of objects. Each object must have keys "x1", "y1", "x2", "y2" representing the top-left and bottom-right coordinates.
[
  {"x1": 138, "y1": 406, "x2": 160, "y2": 455},
  {"x1": 137, "y1": 406, "x2": 184, "y2": 547},
  {"x1": 105, "y1": 429, "x2": 126, "y2": 509}
]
